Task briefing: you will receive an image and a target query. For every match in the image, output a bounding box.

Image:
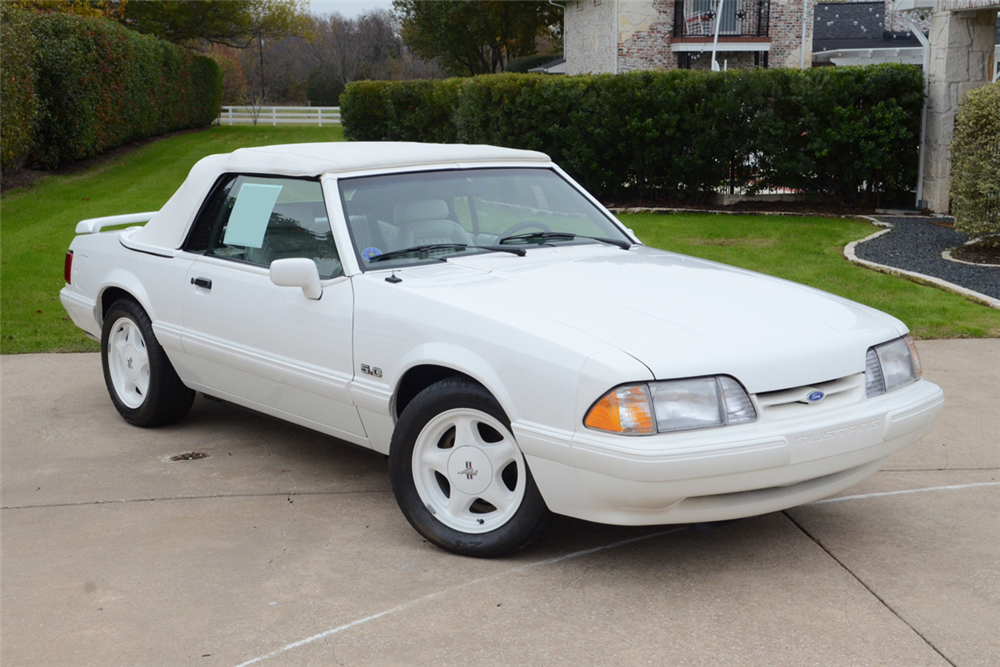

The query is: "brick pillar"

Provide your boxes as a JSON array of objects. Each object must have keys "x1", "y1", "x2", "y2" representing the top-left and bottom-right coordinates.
[{"x1": 922, "y1": 8, "x2": 998, "y2": 213}]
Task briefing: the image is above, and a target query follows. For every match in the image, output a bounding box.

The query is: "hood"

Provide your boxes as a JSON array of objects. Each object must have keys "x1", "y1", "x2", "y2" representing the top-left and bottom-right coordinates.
[{"x1": 424, "y1": 245, "x2": 905, "y2": 394}]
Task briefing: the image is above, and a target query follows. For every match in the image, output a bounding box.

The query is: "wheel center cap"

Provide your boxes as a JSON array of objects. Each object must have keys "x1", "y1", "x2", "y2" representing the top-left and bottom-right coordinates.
[
  {"x1": 447, "y1": 446, "x2": 492, "y2": 496},
  {"x1": 122, "y1": 344, "x2": 139, "y2": 381}
]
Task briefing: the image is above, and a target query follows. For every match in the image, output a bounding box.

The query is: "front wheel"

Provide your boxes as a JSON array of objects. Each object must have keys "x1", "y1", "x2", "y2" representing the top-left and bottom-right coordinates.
[
  {"x1": 389, "y1": 377, "x2": 549, "y2": 557},
  {"x1": 101, "y1": 298, "x2": 195, "y2": 427}
]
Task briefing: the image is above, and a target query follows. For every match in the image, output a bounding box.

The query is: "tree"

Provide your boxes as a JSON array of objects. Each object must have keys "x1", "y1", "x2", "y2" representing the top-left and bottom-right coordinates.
[
  {"x1": 120, "y1": 0, "x2": 310, "y2": 49},
  {"x1": 11, "y1": 1, "x2": 126, "y2": 20},
  {"x1": 121, "y1": 0, "x2": 310, "y2": 102},
  {"x1": 244, "y1": 0, "x2": 313, "y2": 99},
  {"x1": 393, "y1": 0, "x2": 560, "y2": 76},
  {"x1": 303, "y1": 10, "x2": 442, "y2": 105},
  {"x1": 305, "y1": 11, "x2": 401, "y2": 95},
  {"x1": 206, "y1": 44, "x2": 251, "y2": 105},
  {"x1": 121, "y1": 1, "x2": 254, "y2": 47}
]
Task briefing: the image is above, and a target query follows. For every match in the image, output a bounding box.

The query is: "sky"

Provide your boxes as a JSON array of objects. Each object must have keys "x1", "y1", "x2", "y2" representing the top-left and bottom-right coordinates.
[{"x1": 309, "y1": 1, "x2": 395, "y2": 18}]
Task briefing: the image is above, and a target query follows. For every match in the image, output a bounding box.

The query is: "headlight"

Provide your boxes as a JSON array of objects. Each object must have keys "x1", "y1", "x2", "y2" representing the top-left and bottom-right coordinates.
[
  {"x1": 866, "y1": 335, "x2": 922, "y2": 398},
  {"x1": 585, "y1": 376, "x2": 756, "y2": 436}
]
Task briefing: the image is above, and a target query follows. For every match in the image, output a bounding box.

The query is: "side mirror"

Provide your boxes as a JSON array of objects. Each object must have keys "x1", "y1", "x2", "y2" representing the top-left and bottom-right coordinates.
[{"x1": 270, "y1": 258, "x2": 322, "y2": 300}]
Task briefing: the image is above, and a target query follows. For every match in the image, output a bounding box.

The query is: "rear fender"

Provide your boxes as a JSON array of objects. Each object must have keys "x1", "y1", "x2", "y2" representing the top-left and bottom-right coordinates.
[{"x1": 96, "y1": 270, "x2": 155, "y2": 329}]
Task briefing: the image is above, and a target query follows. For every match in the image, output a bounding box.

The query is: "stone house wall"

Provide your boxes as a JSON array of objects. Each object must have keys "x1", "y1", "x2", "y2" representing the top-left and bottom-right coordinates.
[
  {"x1": 565, "y1": 0, "x2": 618, "y2": 74},
  {"x1": 564, "y1": 0, "x2": 813, "y2": 73},
  {"x1": 769, "y1": 0, "x2": 814, "y2": 67},
  {"x1": 618, "y1": 0, "x2": 679, "y2": 71}
]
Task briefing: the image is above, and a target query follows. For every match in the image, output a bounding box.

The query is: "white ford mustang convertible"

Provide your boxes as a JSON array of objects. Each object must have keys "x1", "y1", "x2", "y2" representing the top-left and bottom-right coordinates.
[{"x1": 61, "y1": 143, "x2": 944, "y2": 556}]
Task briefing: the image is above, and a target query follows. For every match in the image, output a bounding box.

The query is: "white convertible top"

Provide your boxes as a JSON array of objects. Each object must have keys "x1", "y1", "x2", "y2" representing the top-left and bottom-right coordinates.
[{"x1": 128, "y1": 142, "x2": 551, "y2": 250}]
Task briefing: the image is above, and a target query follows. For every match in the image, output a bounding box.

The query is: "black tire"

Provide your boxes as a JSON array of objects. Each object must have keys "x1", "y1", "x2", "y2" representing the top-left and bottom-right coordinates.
[
  {"x1": 101, "y1": 298, "x2": 195, "y2": 427},
  {"x1": 389, "y1": 376, "x2": 550, "y2": 558}
]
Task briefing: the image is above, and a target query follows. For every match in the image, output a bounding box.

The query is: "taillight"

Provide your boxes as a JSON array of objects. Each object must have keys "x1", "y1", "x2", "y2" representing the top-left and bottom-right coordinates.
[{"x1": 64, "y1": 250, "x2": 73, "y2": 284}]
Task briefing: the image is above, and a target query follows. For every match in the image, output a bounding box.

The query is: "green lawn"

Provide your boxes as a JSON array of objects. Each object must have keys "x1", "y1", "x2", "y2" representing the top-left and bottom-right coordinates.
[
  {"x1": 1, "y1": 125, "x2": 344, "y2": 353},
  {"x1": 2, "y1": 125, "x2": 997, "y2": 353},
  {"x1": 622, "y1": 212, "x2": 1000, "y2": 340}
]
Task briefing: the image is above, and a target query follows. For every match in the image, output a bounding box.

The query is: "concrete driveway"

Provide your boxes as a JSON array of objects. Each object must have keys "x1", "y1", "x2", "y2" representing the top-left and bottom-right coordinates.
[{"x1": 2, "y1": 340, "x2": 997, "y2": 666}]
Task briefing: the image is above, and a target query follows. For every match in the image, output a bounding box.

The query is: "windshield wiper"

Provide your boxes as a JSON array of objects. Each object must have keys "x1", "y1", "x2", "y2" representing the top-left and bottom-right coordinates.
[
  {"x1": 368, "y1": 243, "x2": 468, "y2": 262},
  {"x1": 368, "y1": 243, "x2": 527, "y2": 263},
  {"x1": 478, "y1": 245, "x2": 526, "y2": 256},
  {"x1": 498, "y1": 231, "x2": 632, "y2": 250}
]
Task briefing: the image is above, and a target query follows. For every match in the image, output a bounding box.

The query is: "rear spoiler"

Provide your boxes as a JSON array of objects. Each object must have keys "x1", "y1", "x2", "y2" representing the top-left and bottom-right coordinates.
[{"x1": 75, "y1": 211, "x2": 157, "y2": 234}]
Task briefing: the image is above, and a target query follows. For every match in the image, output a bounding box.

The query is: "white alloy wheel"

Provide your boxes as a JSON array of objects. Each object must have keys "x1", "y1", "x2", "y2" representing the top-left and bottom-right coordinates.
[
  {"x1": 411, "y1": 408, "x2": 527, "y2": 534},
  {"x1": 106, "y1": 316, "x2": 150, "y2": 409}
]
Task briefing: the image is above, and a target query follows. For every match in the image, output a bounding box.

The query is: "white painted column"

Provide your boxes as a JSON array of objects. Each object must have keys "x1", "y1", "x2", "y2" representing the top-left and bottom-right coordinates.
[{"x1": 922, "y1": 7, "x2": 998, "y2": 213}]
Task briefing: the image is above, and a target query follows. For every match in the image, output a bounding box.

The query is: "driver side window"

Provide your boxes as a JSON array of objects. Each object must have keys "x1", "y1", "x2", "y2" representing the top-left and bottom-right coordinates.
[{"x1": 186, "y1": 175, "x2": 342, "y2": 279}]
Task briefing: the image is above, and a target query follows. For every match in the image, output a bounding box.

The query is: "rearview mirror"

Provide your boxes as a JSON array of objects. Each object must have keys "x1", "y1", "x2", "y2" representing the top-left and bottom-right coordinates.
[{"x1": 270, "y1": 258, "x2": 322, "y2": 300}]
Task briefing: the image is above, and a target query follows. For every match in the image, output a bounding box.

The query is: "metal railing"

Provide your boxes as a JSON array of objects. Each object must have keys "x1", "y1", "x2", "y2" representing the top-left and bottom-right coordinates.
[
  {"x1": 218, "y1": 106, "x2": 341, "y2": 126},
  {"x1": 673, "y1": 0, "x2": 770, "y2": 38}
]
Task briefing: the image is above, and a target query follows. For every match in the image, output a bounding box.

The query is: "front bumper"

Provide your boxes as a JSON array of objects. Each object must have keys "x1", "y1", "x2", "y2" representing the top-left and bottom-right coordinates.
[{"x1": 514, "y1": 378, "x2": 944, "y2": 525}]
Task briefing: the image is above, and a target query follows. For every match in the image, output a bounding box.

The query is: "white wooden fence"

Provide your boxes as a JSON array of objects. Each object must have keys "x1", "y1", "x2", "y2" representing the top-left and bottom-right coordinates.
[{"x1": 218, "y1": 106, "x2": 341, "y2": 126}]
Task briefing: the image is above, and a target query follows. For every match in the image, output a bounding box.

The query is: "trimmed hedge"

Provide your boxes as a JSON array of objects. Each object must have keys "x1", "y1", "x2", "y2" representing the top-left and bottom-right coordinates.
[
  {"x1": 0, "y1": 9, "x2": 222, "y2": 172},
  {"x1": 341, "y1": 65, "x2": 924, "y2": 204},
  {"x1": 951, "y1": 82, "x2": 999, "y2": 243},
  {"x1": 1, "y1": 5, "x2": 39, "y2": 171},
  {"x1": 341, "y1": 78, "x2": 462, "y2": 144},
  {"x1": 30, "y1": 12, "x2": 221, "y2": 168}
]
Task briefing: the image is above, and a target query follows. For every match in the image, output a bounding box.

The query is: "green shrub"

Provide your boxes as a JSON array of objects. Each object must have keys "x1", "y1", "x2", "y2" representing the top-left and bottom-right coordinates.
[
  {"x1": 754, "y1": 65, "x2": 923, "y2": 204},
  {"x1": 29, "y1": 12, "x2": 222, "y2": 169},
  {"x1": 341, "y1": 78, "x2": 461, "y2": 143},
  {"x1": 342, "y1": 64, "x2": 923, "y2": 204},
  {"x1": 951, "y1": 82, "x2": 1000, "y2": 244},
  {"x1": 1, "y1": 5, "x2": 39, "y2": 172}
]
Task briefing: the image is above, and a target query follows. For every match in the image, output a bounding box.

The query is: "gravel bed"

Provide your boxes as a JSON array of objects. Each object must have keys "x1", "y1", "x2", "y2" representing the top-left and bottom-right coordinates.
[{"x1": 854, "y1": 217, "x2": 1000, "y2": 300}]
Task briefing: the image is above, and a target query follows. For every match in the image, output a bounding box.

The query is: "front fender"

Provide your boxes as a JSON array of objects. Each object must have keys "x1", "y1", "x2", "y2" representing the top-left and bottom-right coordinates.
[{"x1": 395, "y1": 342, "x2": 520, "y2": 423}]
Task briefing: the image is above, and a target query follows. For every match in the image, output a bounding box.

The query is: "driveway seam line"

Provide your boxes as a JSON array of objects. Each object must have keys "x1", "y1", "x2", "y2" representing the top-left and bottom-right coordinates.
[
  {"x1": 880, "y1": 467, "x2": 999, "y2": 472},
  {"x1": 233, "y1": 527, "x2": 689, "y2": 667},
  {"x1": 0, "y1": 489, "x2": 391, "y2": 510},
  {"x1": 782, "y1": 510, "x2": 958, "y2": 667},
  {"x1": 810, "y1": 481, "x2": 999, "y2": 505}
]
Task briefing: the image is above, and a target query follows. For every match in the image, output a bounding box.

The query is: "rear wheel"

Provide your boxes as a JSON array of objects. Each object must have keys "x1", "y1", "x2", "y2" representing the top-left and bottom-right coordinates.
[
  {"x1": 389, "y1": 377, "x2": 549, "y2": 557},
  {"x1": 101, "y1": 298, "x2": 194, "y2": 427}
]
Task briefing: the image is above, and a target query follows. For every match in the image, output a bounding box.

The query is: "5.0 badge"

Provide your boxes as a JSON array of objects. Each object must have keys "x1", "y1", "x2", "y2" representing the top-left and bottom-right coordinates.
[{"x1": 360, "y1": 364, "x2": 382, "y2": 377}]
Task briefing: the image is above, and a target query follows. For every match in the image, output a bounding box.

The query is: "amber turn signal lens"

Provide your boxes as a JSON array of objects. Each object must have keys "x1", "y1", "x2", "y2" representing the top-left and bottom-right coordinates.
[{"x1": 584, "y1": 385, "x2": 656, "y2": 435}]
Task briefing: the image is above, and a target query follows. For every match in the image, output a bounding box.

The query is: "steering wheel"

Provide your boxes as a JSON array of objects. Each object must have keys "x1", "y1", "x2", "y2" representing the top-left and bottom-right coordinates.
[{"x1": 498, "y1": 220, "x2": 552, "y2": 241}]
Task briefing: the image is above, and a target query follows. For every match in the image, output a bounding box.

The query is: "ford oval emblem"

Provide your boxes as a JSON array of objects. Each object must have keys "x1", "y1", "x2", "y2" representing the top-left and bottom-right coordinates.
[{"x1": 807, "y1": 390, "x2": 825, "y2": 403}]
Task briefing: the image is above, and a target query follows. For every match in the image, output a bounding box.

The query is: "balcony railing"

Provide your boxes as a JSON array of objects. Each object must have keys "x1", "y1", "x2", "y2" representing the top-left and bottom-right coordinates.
[{"x1": 673, "y1": 0, "x2": 770, "y2": 38}]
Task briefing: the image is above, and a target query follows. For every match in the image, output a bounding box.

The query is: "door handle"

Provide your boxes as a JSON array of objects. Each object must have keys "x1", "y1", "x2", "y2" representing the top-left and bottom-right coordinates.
[{"x1": 191, "y1": 277, "x2": 212, "y2": 290}]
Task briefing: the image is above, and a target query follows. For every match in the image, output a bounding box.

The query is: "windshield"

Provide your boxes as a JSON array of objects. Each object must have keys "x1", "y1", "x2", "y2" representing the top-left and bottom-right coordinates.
[{"x1": 338, "y1": 168, "x2": 631, "y2": 269}]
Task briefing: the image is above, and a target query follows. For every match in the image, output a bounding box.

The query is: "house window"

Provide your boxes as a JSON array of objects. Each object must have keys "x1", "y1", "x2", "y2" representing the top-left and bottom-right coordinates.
[{"x1": 684, "y1": 0, "x2": 741, "y2": 36}]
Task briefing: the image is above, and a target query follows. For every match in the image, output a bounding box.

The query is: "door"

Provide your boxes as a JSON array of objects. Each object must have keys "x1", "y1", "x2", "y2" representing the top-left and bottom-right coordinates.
[{"x1": 178, "y1": 174, "x2": 367, "y2": 442}]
